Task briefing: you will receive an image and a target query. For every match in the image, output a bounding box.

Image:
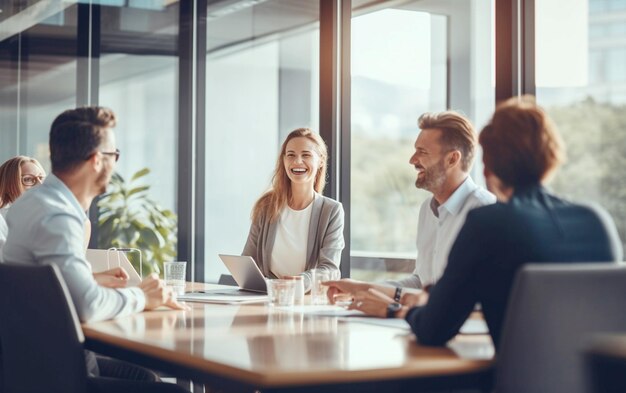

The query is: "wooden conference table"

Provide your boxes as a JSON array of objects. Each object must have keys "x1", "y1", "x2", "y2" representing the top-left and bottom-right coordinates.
[{"x1": 82, "y1": 283, "x2": 494, "y2": 393}]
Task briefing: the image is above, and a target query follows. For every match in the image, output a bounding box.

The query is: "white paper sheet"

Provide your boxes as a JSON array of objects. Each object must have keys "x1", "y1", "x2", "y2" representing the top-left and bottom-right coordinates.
[{"x1": 86, "y1": 248, "x2": 142, "y2": 286}]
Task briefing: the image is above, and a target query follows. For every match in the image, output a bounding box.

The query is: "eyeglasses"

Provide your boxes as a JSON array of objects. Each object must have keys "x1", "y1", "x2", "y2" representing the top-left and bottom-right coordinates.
[
  {"x1": 21, "y1": 175, "x2": 45, "y2": 187},
  {"x1": 100, "y1": 149, "x2": 120, "y2": 162}
]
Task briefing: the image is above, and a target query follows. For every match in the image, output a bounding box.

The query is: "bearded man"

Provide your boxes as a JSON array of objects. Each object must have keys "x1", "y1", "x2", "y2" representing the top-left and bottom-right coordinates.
[{"x1": 326, "y1": 111, "x2": 495, "y2": 308}]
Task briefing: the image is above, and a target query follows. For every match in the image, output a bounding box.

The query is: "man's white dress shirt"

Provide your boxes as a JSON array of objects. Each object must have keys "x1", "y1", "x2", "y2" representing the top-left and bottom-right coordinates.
[{"x1": 391, "y1": 176, "x2": 496, "y2": 288}]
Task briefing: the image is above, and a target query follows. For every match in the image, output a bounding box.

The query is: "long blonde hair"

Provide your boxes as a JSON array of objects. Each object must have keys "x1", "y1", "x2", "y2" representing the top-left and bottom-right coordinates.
[
  {"x1": 252, "y1": 128, "x2": 328, "y2": 223},
  {"x1": 0, "y1": 156, "x2": 46, "y2": 208}
]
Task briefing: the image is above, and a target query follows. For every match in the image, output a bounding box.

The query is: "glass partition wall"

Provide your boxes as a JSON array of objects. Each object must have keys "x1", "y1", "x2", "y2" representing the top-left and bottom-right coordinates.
[
  {"x1": 0, "y1": 3, "x2": 79, "y2": 168},
  {"x1": 1, "y1": 0, "x2": 617, "y2": 283},
  {"x1": 0, "y1": 1, "x2": 180, "y2": 276}
]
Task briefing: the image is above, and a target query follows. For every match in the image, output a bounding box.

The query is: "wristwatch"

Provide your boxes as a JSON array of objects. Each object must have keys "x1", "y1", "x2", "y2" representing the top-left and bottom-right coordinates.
[
  {"x1": 394, "y1": 287, "x2": 402, "y2": 302},
  {"x1": 386, "y1": 302, "x2": 403, "y2": 318}
]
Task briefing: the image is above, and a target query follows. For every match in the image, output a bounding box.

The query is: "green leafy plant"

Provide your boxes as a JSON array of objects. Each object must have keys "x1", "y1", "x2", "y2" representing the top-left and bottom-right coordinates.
[{"x1": 97, "y1": 168, "x2": 177, "y2": 276}]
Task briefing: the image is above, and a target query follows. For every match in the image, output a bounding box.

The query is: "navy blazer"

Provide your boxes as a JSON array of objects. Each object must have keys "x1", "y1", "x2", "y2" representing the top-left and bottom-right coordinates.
[{"x1": 405, "y1": 185, "x2": 623, "y2": 349}]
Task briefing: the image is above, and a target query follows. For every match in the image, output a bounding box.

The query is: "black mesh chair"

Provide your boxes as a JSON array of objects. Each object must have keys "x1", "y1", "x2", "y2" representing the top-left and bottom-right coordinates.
[{"x1": 0, "y1": 263, "x2": 189, "y2": 393}]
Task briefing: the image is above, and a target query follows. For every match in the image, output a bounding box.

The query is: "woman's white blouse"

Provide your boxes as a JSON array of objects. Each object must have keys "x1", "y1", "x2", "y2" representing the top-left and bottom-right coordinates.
[
  {"x1": 0, "y1": 207, "x2": 10, "y2": 261},
  {"x1": 269, "y1": 195, "x2": 317, "y2": 278}
]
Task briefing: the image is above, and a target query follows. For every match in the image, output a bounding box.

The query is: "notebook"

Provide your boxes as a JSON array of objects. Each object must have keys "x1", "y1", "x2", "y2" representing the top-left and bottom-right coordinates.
[
  {"x1": 177, "y1": 254, "x2": 268, "y2": 304},
  {"x1": 86, "y1": 248, "x2": 142, "y2": 286}
]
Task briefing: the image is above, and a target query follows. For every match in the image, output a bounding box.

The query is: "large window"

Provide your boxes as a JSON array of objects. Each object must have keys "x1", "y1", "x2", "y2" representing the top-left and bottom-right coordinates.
[
  {"x1": 0, "y1": 1, "x2": 180, "y2": 276},
  {"x1": 0, "y1": 4, "x2": 79, "y2": 169},
  {"x1": 96, "y1": 3, "x2": 180, "y2": 275},
  {"x1": 536, "y1": 0, "x2": 626, "y2": 251},
  {"x1": 350, "y1": 0, "x2": 495, "y2": 281},
  {"x1": 3, "y1": 0, "x2": 550, "y2": 285},
  {"x1": 98, "y1": 3, "x2": 179, "y2": 214},
  {"x1": 203, "y1": 1, "x2": 319, "y2": 282}
]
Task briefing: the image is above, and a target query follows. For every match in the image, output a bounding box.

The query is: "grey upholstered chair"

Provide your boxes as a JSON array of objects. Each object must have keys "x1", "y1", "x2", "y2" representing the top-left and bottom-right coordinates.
[
  {"x1": 0, "y1": 263, "x2": 189, "y2": 393},
  {"x1": 496, "y1": 263, "x2": 626, "y2": 393}
]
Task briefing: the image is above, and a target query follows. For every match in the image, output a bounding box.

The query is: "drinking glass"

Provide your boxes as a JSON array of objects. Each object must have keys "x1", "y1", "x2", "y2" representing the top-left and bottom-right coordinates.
[
  {"x1": 311, "y1": 269, "x2": 330, "y2": 305},
  {"x1": 266, "y1": 279, "x2": 297, "y2": 308},
  {"x1": 164, "y1": 261, "x2": 187, "y2": 296}
]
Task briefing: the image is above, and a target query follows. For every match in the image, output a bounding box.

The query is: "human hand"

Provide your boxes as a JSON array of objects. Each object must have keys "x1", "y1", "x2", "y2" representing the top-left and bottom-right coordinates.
[
  {"x1": 139, "y1": 273, "x2": 189, "y2": 311},
  {"x1": 400, "y1": 290, "x2": 429, "y2": 308},
  {"x1": 323, "y1": 279, "x2": 372, "y2": 304},
  {"x1": 348, "y1": 288, "x2": 411, "y2": 318},
  {"x1": 93, "y1": 267, "x2": 130, "y2": 288}
]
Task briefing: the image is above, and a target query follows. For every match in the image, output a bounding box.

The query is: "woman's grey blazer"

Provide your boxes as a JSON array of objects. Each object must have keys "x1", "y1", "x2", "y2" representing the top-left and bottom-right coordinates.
[{"x1": 242, "y1": 195, "x2": 345, "y2": 289}]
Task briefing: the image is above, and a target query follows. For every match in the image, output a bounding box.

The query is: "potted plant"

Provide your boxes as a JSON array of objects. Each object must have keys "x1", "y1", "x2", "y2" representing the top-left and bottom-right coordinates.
[{"x1": 97, "y1": 168, "x2": 177, "y2": 276}]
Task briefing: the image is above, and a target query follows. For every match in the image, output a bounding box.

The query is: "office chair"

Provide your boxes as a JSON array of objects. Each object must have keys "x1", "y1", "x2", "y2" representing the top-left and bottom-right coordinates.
[
  {"x1": 0, "y1": 263, "x2": 189, "y2": 393},
  {"x1": 496, "y1": 263, "x2": 626, "y2": 393}
]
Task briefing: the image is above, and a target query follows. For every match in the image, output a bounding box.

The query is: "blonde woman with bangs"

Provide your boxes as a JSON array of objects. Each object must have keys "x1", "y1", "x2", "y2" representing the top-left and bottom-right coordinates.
[
  {"x1": 0, "y1": 156, "x2": 46, "y2": 258},
  {"x1": 243, "y1": 128, "x2": 345, "y2": 290}
]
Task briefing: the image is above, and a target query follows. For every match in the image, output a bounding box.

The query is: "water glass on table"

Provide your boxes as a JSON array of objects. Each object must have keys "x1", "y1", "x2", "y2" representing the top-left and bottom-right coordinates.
[
  {"x1": 311, "y1": 269, "x2": 331, "y2": 305},
  {"x1": 267, "y1": 279, "x2": 297, "y2": 308},
  {"x1": 283, "y1": 275, "x2": 305, "y2": 306},
  {"x1": 164, "y1": 261, "x2": 187, "y2": 296}
]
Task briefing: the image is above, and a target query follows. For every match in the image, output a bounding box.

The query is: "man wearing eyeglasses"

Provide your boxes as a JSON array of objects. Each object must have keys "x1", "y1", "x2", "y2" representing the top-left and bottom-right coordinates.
[
  {"x1": 3, "y1": 107, "x2": 186, "y2": 321},
  {"x1": 2, "y1": 107, "x2": 191, "y2": 392}
]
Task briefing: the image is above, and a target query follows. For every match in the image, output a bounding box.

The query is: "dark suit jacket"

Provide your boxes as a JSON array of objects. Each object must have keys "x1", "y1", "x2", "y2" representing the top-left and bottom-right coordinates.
[{"x1": 405, "y1": 185, "x2": 623, "y2": 350}]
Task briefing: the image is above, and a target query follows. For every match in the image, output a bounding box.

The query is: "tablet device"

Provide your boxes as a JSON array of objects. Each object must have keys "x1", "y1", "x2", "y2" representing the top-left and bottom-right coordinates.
[{"x1": 218, "y1": 254, "x2": 267, "y2": 293}]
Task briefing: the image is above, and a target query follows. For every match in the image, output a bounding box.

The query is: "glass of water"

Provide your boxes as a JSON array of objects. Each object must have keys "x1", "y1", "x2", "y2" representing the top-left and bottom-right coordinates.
[
  {"x1": 311, "y1": 269, "x2": 331, "y2": 305},
  {"x1": 164, "y1": 261, "x2": 187, "y2": 296},
  {"x1": 266, "y1": 279, "x2": 297, "y2": 308}
]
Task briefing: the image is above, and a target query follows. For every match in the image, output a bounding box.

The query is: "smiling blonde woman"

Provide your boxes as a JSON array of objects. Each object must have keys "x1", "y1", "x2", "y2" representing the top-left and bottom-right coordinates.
[{"x1": 242, "y1": 128, "x2": 344, "y2": 290}]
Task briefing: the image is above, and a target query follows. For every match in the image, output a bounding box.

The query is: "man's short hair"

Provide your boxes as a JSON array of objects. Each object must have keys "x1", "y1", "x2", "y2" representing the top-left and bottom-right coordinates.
[
  {"x1": 50, "y1": 107, "x2": 116, "y2": 174},
  {"x1": 418, "y1": 111, "x2": 476, "y2": 171},
  {"x1": 479, "y1": 95, "x2": 565, "y2": 188}
]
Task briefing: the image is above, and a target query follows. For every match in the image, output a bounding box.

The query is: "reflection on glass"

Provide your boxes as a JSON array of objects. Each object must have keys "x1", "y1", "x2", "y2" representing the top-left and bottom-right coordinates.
[
  {"x1": 98, "y1": 3, "x2": 179, "y2": 212},
  {"x1": 92, "y1": 3, "x2": 179, "y2": 274},
  {"x1": 0, "y1": 2, "x2": 180, "y2": 268},
  {"x1": 536, "y1": 0, "x2": 626, "y2": 251},
  {"x1": 0, "y1": 4, "x2": 78, "y2": 167}
]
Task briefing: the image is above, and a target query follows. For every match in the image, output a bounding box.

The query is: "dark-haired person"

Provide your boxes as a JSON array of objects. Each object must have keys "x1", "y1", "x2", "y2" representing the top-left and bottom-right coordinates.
[
  {"x1": 0, "y1": 156, "x2": 131, "y2": 288},
  {"x1": 243, "y1": 128, "x2": 344, "y2": 289},
  {"x1": 342, "y1": 96, "x2": 622, "y2": 350},
  {"x1": 2, "y1": 107, "x2": 189, "y2": 392},
  {"x1": 325, "y1": 111, "x2": 495, "y2": 301}
]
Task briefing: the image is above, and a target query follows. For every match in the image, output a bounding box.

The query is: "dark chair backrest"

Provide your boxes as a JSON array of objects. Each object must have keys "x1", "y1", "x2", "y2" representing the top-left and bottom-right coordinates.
[
  {"x1": 218, "y1": 274, "x2": 237, "y2": 286},
  {"x1": 496, "y1": 263, "x2": 626, "y2": 393},
  {"x1": 0, "y1": 263, "x2": 87, "y2": 393}
]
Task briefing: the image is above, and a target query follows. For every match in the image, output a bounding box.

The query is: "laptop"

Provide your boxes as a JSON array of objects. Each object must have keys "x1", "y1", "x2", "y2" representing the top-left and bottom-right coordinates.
[{"x1": 217, "y1": 254, "x2": 267, "y2": 293}]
